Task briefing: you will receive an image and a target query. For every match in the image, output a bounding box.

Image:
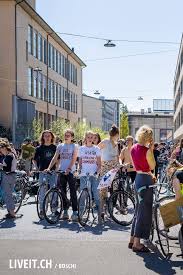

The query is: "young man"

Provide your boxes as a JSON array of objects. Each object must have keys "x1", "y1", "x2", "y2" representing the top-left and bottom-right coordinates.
[
  {"x1": 120, "y1": 136, "x2": 136, "y2": 183},
  {"x1": 33, "y1": 130, "x2": 57, "y2": 219},
  {"x1": 20, "y1": 138, "x2": 35, "y2": 175}
]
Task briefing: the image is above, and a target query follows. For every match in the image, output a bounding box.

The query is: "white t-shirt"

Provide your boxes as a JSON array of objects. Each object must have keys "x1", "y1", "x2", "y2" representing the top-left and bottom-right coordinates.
[
  {"x1": 79, "y1": 145, "x2": 101, "y2": 175},
  {"x1": 56, "y1": 143, "x2": 78, "y2": 172}
]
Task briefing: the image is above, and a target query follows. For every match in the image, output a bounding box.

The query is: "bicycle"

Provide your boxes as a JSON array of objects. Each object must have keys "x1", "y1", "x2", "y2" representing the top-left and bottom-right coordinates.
[
  {"x1": 146, "y1": 183, "x2": 175, "y2": 257},
  {"x1": 107, "y1": 167, "x2": 136, "y2": 226},
  {"x1": 42, "y1": 171, "x2": 71, "y2": 224},
  {"x1": 77, "y1": 173, "x2": 101, "y2": 226},
  {"x1": 35, "y1": 171, "x2": 56, "y2": 220}
]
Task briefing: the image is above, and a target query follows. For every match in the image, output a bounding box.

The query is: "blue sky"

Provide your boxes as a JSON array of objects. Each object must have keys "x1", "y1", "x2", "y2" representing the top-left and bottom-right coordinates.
[{"x1": 36, "y1": 0, "x2": 182, "y2": 111}]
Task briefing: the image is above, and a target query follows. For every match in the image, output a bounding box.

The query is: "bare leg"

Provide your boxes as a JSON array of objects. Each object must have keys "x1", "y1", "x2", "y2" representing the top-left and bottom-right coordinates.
[{"x1": 173, "y1": 178, "x2": 181, "y2": 200}]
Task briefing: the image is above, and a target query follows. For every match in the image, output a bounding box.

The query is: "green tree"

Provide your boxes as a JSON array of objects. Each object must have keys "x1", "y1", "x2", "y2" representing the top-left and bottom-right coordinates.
[
  {"x1": 120, "y1": 104, "x2": 129, "y2": 139},
  {"x1": 32, "y1": 118, "x2": 43, "y2": 140},
  {"x1": 73, "y1": 122, "x2": 89, "y2": 141},
  {"x1": 51, "y1": 118, "x2": 70, "y2": 140}
]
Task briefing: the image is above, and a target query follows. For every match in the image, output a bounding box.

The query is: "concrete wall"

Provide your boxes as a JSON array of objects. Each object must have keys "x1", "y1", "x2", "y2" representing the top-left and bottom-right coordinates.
[
  {"x1": 128, "y1": 112, "x2": 173, "y2": 142},
  {"x1": 83, "y1": 95, "x2": 102, "y2": 128},
  {"x1": 0, "y1": 1, "x2": 15, "y2": 129}
]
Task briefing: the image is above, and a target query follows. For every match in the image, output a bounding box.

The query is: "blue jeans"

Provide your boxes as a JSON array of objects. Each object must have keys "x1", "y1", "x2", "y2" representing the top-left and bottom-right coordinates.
[
  {"x1": 38, "y1": 172, "x2": 57, "y2": 210},
  {"x1": 80, "y1": 176, "x2": 99, "y2": 208}
]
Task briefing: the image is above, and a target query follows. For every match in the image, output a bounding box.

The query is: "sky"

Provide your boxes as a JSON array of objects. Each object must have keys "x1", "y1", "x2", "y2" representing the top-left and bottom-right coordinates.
[{"x1": 36, "y1": 0, "x2": 182, "y2": 111}]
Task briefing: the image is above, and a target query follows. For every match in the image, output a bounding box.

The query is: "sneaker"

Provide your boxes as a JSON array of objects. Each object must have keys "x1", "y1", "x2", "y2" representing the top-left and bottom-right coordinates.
[
  {"x1": 71, "y1": 212, "x2": 78, "y2": 222},
  {"x1": 62, "y1": 211, "x2": 69, "y2": 220}
]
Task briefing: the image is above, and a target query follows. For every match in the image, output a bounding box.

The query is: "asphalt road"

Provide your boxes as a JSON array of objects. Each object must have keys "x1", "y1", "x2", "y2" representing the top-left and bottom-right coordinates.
[{"x1": 0, "y1": 197, "x2": 182, "y2": 275}]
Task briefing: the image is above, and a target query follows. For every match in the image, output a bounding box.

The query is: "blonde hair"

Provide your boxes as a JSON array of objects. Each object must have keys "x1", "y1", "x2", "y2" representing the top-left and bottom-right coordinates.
[
  {"x1": 135, "y1": 125, "x2": 153, "y2": 145},
  {"x1": 83, "y1": 131, "x2": 94, "y2": 145}
]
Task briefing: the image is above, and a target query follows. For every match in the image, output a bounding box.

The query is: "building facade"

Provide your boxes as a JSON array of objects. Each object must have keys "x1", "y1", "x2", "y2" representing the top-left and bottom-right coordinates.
[
  {"x1": 128, "y1": 111, "x2": 173, "y2": 142},
  {"x1": 82, "y1": 94, "x2": 121, "y2": 131},
  {"x1": 153, "y1": 99, "x2": 174, "y2": 114},
  {"x1": 174, "y1": 35, "x2": 183, "y2": 140},
  {"x1": 0, "y1": 0, "x2": 85, "y2": 144}
]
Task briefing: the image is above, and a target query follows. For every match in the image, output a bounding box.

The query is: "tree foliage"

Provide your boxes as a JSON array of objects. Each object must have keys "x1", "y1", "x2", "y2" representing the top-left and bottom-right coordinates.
[{"x1": 120, "y1": 104, "x2": 129, "y2": 139}]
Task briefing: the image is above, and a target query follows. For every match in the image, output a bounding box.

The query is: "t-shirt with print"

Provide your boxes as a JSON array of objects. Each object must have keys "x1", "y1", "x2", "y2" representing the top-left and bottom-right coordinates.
[
  {"x1": 34, "y1": 144, "x2": 56, "y2": 171},
  {"x1": 79, "y1": 145, "x2": 101, "y2": 175},
  {"x1": 56, "y1": 143, "x2": 78, "y2": 172}
]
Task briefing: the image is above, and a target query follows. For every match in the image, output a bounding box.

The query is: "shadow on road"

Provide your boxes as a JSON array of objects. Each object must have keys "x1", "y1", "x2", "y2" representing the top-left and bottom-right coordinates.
[{"x1": 136, "y1": 242, "x2": 183, "y2": 275}]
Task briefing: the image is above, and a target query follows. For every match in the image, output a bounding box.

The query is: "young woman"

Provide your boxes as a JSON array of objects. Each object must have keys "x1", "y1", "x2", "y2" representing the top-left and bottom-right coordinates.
[
  {"x1": 98, "y1": 125, "x2": 120, "y2": 218},
  {"x1": 33, "y1": 130, "x2": 57, "y2": 219},
  {"x1": 79, "y1": 131, "x2": 101, "y2": 211},
  {"x1": 93, "y1": 133, "x2": 101, "y2": 145},
  {"x1": 129, "y1": 125, "x2": 156, "y2": 253},
  {"x1": 167, "y1": 159, "x2": 183, "y2": 200},
  {"x1": 47, "y1": 129, "x2": 78, "y2": 222},
  {"x1": 0, "y1": 141, "x2": 17, "y2": 218}
]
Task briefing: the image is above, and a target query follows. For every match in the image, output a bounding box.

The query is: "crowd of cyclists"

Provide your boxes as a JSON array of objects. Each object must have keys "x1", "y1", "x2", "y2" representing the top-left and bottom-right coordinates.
[{"x1": 0, "y1": 124, "x2": 183, "y2": 256}]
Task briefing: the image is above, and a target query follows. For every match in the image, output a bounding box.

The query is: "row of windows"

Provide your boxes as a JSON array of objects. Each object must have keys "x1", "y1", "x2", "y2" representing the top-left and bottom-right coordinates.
[
  {"x1": 35, "y1": 111, "x2": 69, "y2": 129},
  {"x1": 28, "y1": 67, "x2": 78, "y2": 113},
  {"x1": 174, "y1": 78, "x2": 183, "y2": 112},
  {"x1": 174, "y1": 49, "x2": 183, "y2": 94},
  {"x1": 174, "y1": 106, "x2": 183, "y2": 132},
  {"x1": 28, "y1": 25, "x2": 78, "y2": 86}
]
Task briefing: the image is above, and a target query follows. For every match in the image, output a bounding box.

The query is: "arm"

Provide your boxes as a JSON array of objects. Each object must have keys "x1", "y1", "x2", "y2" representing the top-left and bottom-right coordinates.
[
  {"x1": 98, "y1": 140, "x2": 106, "y2": 150},
  {"x1": 66, "y1": 146, "x2": 78, "y2": 174},
  {"x1": 96, "y1": 155, "x2": 101, "y2": 174},
  {"x1": 47, "y1": 151, "x2": 60, "y2": 171},
  {"x1": 146, "y1": 149, "x2": 156, "y2": 171},
  {"x1": 119, "y1": 148, "x2": 125, "y2": 165}
]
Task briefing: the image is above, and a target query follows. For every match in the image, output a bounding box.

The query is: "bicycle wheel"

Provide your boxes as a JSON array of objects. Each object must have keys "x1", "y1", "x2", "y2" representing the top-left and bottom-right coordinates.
[
  {"x1": 108, "y1": 190, "x2": 135, "y2": 226},
  {"x1": 159, "y1": 195, "x2": 179, "y2": 240},
  {"x1": 13, "y1": 186, "x2": 24, "y2": 213},
  {"x1": 36, "y1": 184, "x2": 48, "y2": 219},
  {"x1": 43, "y1": 188, "x2": 63, "y2": 224},
  {"x1": 78, "y1": 189, "x2": 90, "y2": 226},
  {"x1": 154, "y1": 204, "x2": 169, "y2": 257}
]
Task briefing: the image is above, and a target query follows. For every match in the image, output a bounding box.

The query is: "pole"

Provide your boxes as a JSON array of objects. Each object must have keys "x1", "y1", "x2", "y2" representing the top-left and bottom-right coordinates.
[{"x1": 46, "y1": 33, "x2": 49, "y2": 128}]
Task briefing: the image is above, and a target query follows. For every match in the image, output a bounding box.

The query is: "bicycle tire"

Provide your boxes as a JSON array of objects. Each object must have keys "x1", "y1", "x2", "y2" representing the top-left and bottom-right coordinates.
[
  {"x1": 36, "y1": 184, "x2": 48, "y2": 219},
  {"x1": 78, "y1": 188, "x2": 90, "y2": 226},
  {"x1": 154, "y1": 204, "x2": 169, "y2": 257},
  {"x1": 158, "y1": 195, "x2": 179, "y2": 240},
  {"x1": 108, "y1": 190, "x2": 135, "y2": 226},
  {"x1": 43, "y1": 188, "x2": 63, "y2": 224},
  {"x1": 13, "y1": 186, "x2": 24, "y2": 214}
]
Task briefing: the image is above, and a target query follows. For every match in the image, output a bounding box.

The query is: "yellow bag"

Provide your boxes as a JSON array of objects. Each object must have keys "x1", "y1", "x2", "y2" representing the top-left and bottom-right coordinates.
[{"x1": 159, "y1": 197, "x2": 183, "y2": 228}]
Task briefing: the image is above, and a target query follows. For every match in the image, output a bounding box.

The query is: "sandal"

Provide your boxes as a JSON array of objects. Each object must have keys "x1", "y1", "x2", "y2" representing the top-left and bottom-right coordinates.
[
  {"x1": 5, "y1": 213, "x2": 16, "y2": 219},
  {"x1": 132, "y1": 245, "x2": 150, "y2": 253},
  {"x1": 128, "y1": 243, "x2": 133, "y2": 249}
]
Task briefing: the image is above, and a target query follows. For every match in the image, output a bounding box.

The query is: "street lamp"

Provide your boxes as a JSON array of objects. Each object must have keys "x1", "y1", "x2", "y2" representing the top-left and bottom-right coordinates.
[
  {"x1": 104, "y1": 40, "x2": 116, "y2": 47},
  {"x1": 94, "y1": 90, "x2": 101, "y2": 95}
]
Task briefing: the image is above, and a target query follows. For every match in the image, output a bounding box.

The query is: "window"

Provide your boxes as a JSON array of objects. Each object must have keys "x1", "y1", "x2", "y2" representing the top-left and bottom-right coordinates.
[
  {"x1": 52, "y1": 46, "x2": 55, "y2": 70},
  {"x1": 33, "y1": 30, "x2": 38, "y2": 58},
  {"x1": 38, "y1": 73, "x2": 42, "y2": 99},
  {"x1": 43, "y1": 75, "x2": 46, "y2": 101},
  {"x1": 38, "y1": 34, "x2": 43, "y2": 61},
  {"x1": 58, "y1": 53, "x2": 61, "y2": 74},
  {"x1": 55, "y1": 83, "x2": 58, "y2": 106},
  {"x1": 63, "y1": 56, "x2": 66, "y2": 78},
  {"x1": 75, "y1": 95, "x2": 78, "y2": 113},
  {"x1": 61, "y1": 86, "x2": 64, "y2": 108},
  {"x1": 43, "y1": 38, "x2": 47, "y2": 64},
  {"x1": 58, "y1": 85, "x2": 61, "y2": 107},
  {"x1": 55, "y1": 50, "x2": 58, "y2": 72},
  {"x1": 51, "y1": 80, "x2": 54, "y2": 104},
  {"x1": 28, "y1": 25, "x2": 33, "y2": 54},
  {"x1": 33, "y1": 74, "x2": 37, "y2": 97},
  {"x1": 48, "y1": 43, "x2": 51, "y2": 67},
  {"x1": 28, "y1": 67, "x2": 33, "y2": 96},
  {"x1": 48, "y1": 79, "x2": 51, "y2": 103}
]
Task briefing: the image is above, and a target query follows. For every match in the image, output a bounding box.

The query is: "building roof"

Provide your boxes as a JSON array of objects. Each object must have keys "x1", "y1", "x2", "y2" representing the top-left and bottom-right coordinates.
[
  {"x1": 128, "y1": 111, "x2": 173, "y2": 118},
  {"x1": 16, "y1": 0, "x2": 86, "y2": 67}
]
